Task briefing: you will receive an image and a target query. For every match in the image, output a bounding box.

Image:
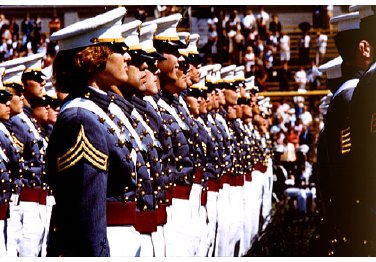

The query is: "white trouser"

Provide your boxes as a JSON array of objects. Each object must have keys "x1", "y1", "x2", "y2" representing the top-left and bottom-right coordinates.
[
  {"x1": 164, "y1": 198, "x2": 193, "y2": 256},
  {"x1": 18, "y1": 201, "x2": 46, "y2": 257},
  {"x1": 242, "y1": 180, "x2": 253, "y2": 255},
  {"x1": 0, "y1": 220, "x2": 6, "y2": 256},
  {"x1": 189, "y1": 183, "x2": 202, "y2": 256},
  {"x1": 41, "y1": 195, "x2": 55, "y2": 257},
  {"x1": 139, "y1": 233, "x2": 154, "y2": 257},
  {"x1": 196, "y1": 203, "x2": 210, "y2": 257},
  {"x1": 205, "y1": 190, "x2": 218, "y2": 257},
  {"x1": 249, "y1": 171, "x2": 264, "y2": 243},
  {"x1": 107, "y1": 226, "x2": 141, "y2": 256},
  {"x1": 261, "y1": 159, "x2": 274, "y2": 230},
  {"x1": 151, "y1": 225, "x2": 165, "y2": 257},
  {"x1": 6, "y1": 194, "x2": 21, "y2": 256},
  {"x1": 226, "y1": 185, "x2": 244, "y2": 257},
  {"x1": 215, "y1": 183, "x2": 230, "y2": 257}
]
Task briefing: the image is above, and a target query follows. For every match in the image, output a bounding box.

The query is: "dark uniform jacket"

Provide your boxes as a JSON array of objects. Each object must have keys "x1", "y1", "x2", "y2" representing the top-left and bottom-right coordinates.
[{"x1": 46, "y1": 86, "x2": 153, "y2": 256}]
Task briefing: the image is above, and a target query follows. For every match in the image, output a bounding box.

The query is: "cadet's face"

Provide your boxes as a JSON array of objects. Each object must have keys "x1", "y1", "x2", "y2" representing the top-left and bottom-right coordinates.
[
  {"x1": 211, "y1": 91, "x2": 219, "y2": 109},
  {"x1": 33, "y1": 105, "x2": 49, "y2": 124},
  {"x1": 175, "y1": 68, "x2": 187, "y2": 92},
  {"x1": 227, "y1": 105, "x2": 237, "y2": 119},
  {"x1": 0, "y1": 100, "x2": 11, "y2": 121},
  {"x1": 186, "y1": 96, "x2": 199, "y2": 116},
  {"x1": 235, "y1": 104, "x2": 243, "y2": 118},
  {"x1": 98, "y1": 52, "x2": 131, "y2": 89},
  {"x1": 224, "y1": 89, "x2": 238, "y2": 105},
  {"x1": 144, "y1": 68, "x2": 160, "y2": 96},
  {"x1": 188, "y1": 64, "x2": 200, "y2": 84},
  {"x1": 242, "y1": 104, "x2": 253, "y2": 117},
  {"x1": 25, "y1": 79, "x2": 45, "y2": 99},
  {"x1": 157, "y1": 53, "x2": 179, "y2": 84},
  {"x1": 198, "y1": 97, "x2": 207, "y2": 114},
  {"x1": 8, "y1": 90, "x2": 24, "y2": 116},
  {"x1": 125, "y1": 62, "x2": 148, "y2": 93},
  {"x1": 48, "y1": 107, "x2": 59, "y2": 124},
  {"x1": 216, "y1": 90, "x2": 226, "y2": 105},
  {"x1": 206, "y1": 94, "x2": 213, "y2": 111}
]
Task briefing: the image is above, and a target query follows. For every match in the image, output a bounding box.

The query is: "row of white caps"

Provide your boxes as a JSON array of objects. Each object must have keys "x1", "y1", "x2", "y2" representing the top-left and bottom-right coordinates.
[{"x1": 0, "y1": 52, "x2": 46, "y2": 87}]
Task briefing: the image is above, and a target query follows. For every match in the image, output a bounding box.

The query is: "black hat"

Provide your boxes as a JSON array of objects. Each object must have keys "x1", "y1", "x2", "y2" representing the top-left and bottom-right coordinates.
[
  {"x1": 0, "y1": 89, "x2": 13, "y2": 104},
  {"x1": 29, "y1": 95, "x2": 52, "y2": 108},
  {"x1": 22, "y1": 69, "x2": 46, "y2": 84}
]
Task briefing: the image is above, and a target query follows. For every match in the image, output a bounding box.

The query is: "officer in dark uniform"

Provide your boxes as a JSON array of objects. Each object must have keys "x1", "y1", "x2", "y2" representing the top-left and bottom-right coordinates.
[
  {"x1": 348, "y1": 5, "x2": 376, "y2": 256},
  {"x1": 46, "y1": 7, "x2": 155, "y2": 256},
  {"x1": 312, "y1": 11, "x2": 372, "y2": 256}
]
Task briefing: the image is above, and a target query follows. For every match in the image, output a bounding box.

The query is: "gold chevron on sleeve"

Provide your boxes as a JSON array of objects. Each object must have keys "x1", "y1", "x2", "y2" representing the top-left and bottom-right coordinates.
[
  {"x1": 12, "y1": 134, "x2": 24, "y2": 153},
  {"x1": 57, "y1": 125, "x2": 108, "y2": 172},
  {"x1": 340, "y1": 126, "x2": 351, "y2": 155}
]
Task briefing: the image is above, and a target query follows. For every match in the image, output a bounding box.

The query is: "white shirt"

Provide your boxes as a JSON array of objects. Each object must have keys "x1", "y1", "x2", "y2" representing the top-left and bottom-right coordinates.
[{"x1": 280, "y1": 35, "x2": 290, "y2": 51}]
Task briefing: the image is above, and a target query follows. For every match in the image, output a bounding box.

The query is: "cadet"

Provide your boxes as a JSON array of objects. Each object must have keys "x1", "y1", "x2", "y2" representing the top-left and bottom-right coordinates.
[
  {"x1": 0, "y1": 72, "x2": 17, "y2": 256},
  {"x1": 46, "y1": 7, "x2": 153, "y2": 256},
  {"x1": 348, "y1": 5, "x2": 376, "y2": 256},
  {"x1": 0, "y1": 59, "x2": 48, "y2": 257},
  {"x1": 145, "y1": 14, "x2": 197, "y2": 257}
]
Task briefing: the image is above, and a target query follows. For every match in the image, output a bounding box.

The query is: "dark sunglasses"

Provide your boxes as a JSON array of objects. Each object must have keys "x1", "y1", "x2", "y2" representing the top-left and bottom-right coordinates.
[
  {"x1": 178, "y1": 61, "x2": 189, "y2": 74},
  {"x1": 146, "y1": 60, "x2": 158, "y2": 73}
]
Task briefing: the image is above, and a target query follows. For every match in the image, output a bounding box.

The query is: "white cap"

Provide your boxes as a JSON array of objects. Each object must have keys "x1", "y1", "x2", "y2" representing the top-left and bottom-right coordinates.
[
  {"x1": 121, "y1": 20, "x2": 142, "y2": 50},
  {"x1": 3, "y1": 65, "x2": 25, "y2": 85},
  {"x1": 349, "y1": 5, "x2": 376, "y2": 19},
  {"x1": 177, "y1": 32, "x2": 190, "y2": 56},
  {"x1": 183, "y1": 33, "x2": 200, "y2": 55},
  {"x1": 234, "y1": 65, "x2": 245, "y2": 81},
  {"x1": 140, "y1": 23, "x2": 157, "y2": 53},
  {"x1": 145, "y1": 13, "x2": 182, "y2": 41},
  {"x1": 318, "y1": 56, "x2": 343, "y2": 79},
  {"x1": 330, "y1": 12, "x2": 360, "y2": 32},
  {"x1": 0, "y1": 67, "x2": 4, "y2": 88},
  {"x1": 23, "y1": 52, "x2": 45, "y2": 72},
  {"x1": 50, "y1": 7, "x2": 126, "y2": 51},
  {"x1": 220, "y1": 64, "x2": 236, "y2": 83},
  {"x1": 211, "y1": 63, "x2": 222, "y2": 84},
  {"x1": 244, "y1": 76, "x2": 259, "y2": 92},
  {"x1": 201, "y1": 64, "x2": 215, "y2": 83},
  {"x1": 0, "y1": 52, "x2": 44, "y2": 70}
]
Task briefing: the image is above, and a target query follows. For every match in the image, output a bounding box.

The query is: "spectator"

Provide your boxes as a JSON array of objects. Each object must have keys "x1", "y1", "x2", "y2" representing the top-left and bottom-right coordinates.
[
  {"x1": 256, "y1": 6, "x2": 270, "y2": 40},
  {"x1": 206, "y1": 24, "x2": 218, "y2": 63},
  {"x1": 244, "y1": 46, "x2": 256, "y2": 77},
  {"x1": 279, "y1": 31, "x2": 290, "y2": 63},
  {"x1": 242, "y1": 9, "x2": 256, "y2": 38},
  {"x1": 9, "y1": 17, "x2": 19, "y2": 40},
  {"x1": 294, "y1": 65, "x2": 308, "y2": 90},
  {"x1": 269, "y1": 14, "x2": 282, "y2": 36},
  {"x1": 315, "y1": 30, "x2": 328, "y2": 65},
  {"x1": 21, "y1": 13, "x2": 33, "y2": 45},
  {"x1": 254, "y1": 63, "x2": 268, "y2": 92},
  {"x1": 0, "y1": 14, "x2": 9, "y2": 30},
  {"x1": 48, "y1": 14, "x2": 61, "y2": 36},
  {"x1": 278, "y1": 61, "x2": 291, "y2": 92},
  {"x1": 307, "y1": 60, "x2": 322, "y2": 89},
  {"x1": 299, "y1": 105, "x2": 313, "y2": 127},
  {"x1": 298, "y1": 32, "x2": 311, "y2": 65},
  {"x1": 135, "y1": 7, "x2": 148, "y2": 22},
  {"x1": 232, "y1": 27, "x2": 245, "y2": 64},
  {"x1": 33, "y1": 15, "x2": 42, "y2": 45}
]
